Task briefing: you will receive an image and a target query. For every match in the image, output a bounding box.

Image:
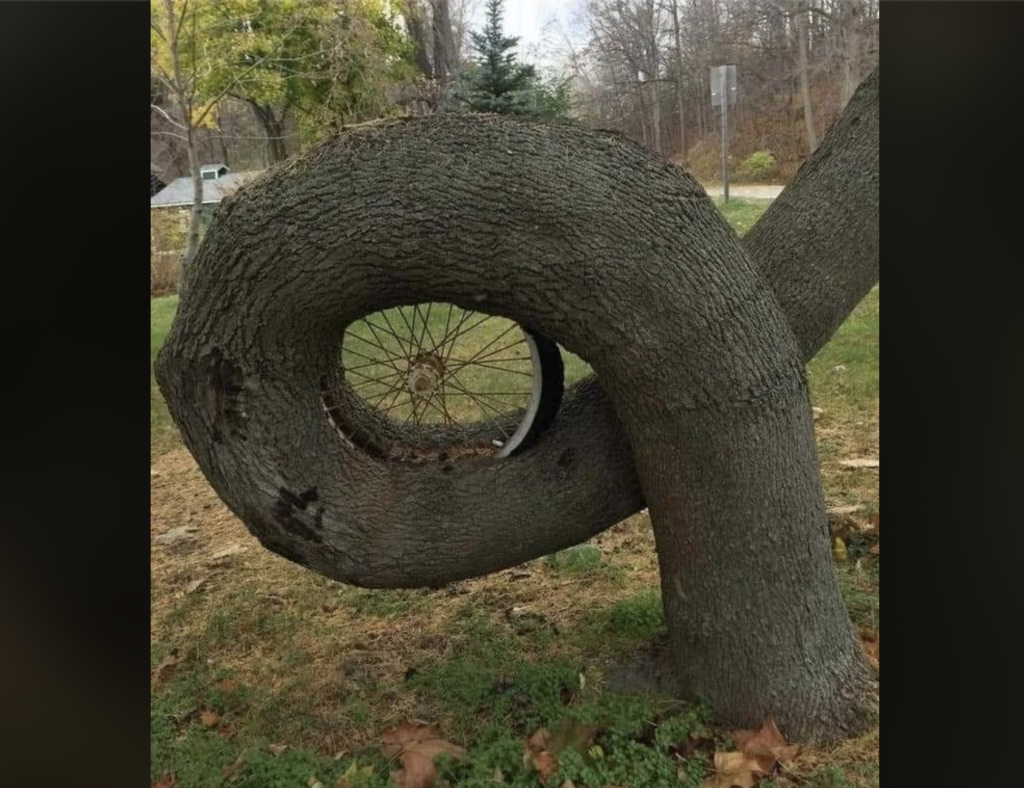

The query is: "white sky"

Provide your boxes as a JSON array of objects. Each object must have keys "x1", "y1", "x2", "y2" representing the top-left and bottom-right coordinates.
[{"x1": 469, "y1": 0, "x2": 585, "y2": 69}]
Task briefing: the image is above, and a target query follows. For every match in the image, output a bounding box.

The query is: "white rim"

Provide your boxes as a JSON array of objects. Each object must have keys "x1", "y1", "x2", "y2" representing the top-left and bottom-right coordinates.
[{"x1": 494, "y1": 331, "x2": 543, "y2": 458}]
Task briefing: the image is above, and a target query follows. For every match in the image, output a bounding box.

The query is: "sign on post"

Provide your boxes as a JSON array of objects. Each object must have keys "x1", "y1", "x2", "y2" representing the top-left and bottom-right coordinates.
[{"x1": 710, "y1": 65, "x2": 737, "y2": 202}]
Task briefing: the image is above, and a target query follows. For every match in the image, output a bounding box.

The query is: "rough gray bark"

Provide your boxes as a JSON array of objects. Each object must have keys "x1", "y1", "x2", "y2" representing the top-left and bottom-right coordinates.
[
  {"x1": 745, "y1": 66, "x2": 878, "y2": 360},
  {"x1": 157, "y1": 68, "x2": 878, "y2": 742}
]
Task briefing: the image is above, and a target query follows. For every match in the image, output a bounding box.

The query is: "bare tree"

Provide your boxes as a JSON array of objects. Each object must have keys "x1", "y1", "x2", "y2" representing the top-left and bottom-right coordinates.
[{"x1": 794, "y1": 0, "x2": 818, "y2": 152}]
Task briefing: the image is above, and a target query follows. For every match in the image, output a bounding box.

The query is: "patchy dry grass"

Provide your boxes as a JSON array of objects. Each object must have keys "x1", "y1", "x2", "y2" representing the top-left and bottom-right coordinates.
[{"x1": 151, "y1": 200, "x2": 878, "y2": 787}]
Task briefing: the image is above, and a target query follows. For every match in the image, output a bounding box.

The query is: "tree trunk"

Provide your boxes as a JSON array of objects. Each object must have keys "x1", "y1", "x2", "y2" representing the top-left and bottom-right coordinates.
[
  {"x1": 795, "y1": 0, "x2": 818, "y2": 153},
  {"x1": 637, "y1": 84, "x2": 649, "y2": 147},
  {"x1": 180, "y1": 128, "x2": 203, "y2": 289},
  {"x1": 671, "y1": 0, "x2": 687, "y2": 163},
  {"x1": 159, "y1": 68, "x2": 878, "y2": 593},
  {"x1": 249, "y1": 101, "x2": 288, "y2": 164},
  {"x1": 429, "y1": 0, "x2": 455, "y2": 85},
  {"x1": 650, "y1": 80, "x2": 662, "y2": 155},
  {"x1": 839, "y1": 0, "x2": 862, "y2": 108},
  {"x1": 745, "y1": 66, "x2": 878, "y2": 360},
  {"x1": 157, "y1": 70, "x2": 879, "y2": 743}
]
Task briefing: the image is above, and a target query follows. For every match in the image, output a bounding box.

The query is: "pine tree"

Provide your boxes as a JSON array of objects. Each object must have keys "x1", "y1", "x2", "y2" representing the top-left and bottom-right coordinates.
[{"x1": 463, "y1": 0, "x2": 536, "y2": 114}]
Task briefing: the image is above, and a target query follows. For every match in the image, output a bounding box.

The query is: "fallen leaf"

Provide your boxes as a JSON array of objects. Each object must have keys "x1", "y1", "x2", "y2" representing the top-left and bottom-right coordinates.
[
  {"x1": 811, "y1": 406, "x2": 824, "y2": 420},
  {"x1": 827, "y1": 505, "x2": 863, "y2": 516},
  {"x1": 216, "y1": 679, "x2": 240, "y2": 694},
  {"x1": 704, "y1": 718, "x2": 799, "y2": 788},
  {"x1": 151, "y1": 652, "x2": 183, "y2": 683},
  {"x1": 268, "y1": 743, "x2": 288, "y2": 756},
  {"x1": 869, "y1": 543, "x2": 879, "y2": 555},
  {"x1": 200, "y1": 709, "x2": 220, "y2": 728},
  {"x1": 381, "y1": 722, "x2": 442, "y2": 757},
  {"x1": 308, "y1": 778, "x2": 324, "y2": 788},
  {"x1": 508, "y1": 569, "x2": 532, "y2": 580},
  {"x1": 862, "y1": 633, "x2": 879, "y2": 665},
  {"x1": 492, "y1": 767, "x2": 505, "y2": 783},
  {"x1": 533, "y1": 751, "x2": 559, "y2": 783},
  {"x1": 154, "y1": 526, "x2": 198, "y2": 545},
  {"x1": 222, "y1": 754, "x2": 245, "y2": 780},
  {"x1": 380, "y1": 722, "x2": 465, "y2": 788},
  {"x1": 151, "y1": 776, "x2": 177, "y2": 788},
  {"x1": 740, "y1": 717, "x2": 799, "y2": 770},
  {"x1": 704, "y1": 751, "x2": 764, "y2": 788},
  {"x1": 838, "y1": 458, "x2": 879, "y2": 469},
  {"x1": 832, "y1": 537, "x2": 848, "y2": 562},
  {"x1": 559, "y1": 780, "x2": 577, "y2": 788},
  {"x1": 526, "y1": 728, "x2": 551, "y2": 754},
  {"x1": 869, "y1": 512, "x2": 879, "y2": 530}
]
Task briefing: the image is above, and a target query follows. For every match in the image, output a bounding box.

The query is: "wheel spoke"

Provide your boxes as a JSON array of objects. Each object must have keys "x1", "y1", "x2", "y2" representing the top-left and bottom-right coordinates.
[
  {"x1": 451, "y1": 322, "x2": 521, "y2": 370},
  {"x1": 445, "y1": 377, "x2": 512, "y2": 439},
  {"x1": 448, "y1": 360, "x2": 533, "y2": 378},
  {"x1": 379, "y1": 308, "x2": 412, "y2": 360}
]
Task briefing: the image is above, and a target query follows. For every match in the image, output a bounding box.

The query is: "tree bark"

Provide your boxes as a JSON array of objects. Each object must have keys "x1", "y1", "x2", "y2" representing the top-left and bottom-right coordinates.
[
  {"x1": 158, "y1": 69, "x2": 878, "y2": 743},
  {"x1": 745, "y1": 66, "x2": 878, "y2": 360},
  {"x1": 159, "y1": 68, "x2": 878, "y2": 592}
]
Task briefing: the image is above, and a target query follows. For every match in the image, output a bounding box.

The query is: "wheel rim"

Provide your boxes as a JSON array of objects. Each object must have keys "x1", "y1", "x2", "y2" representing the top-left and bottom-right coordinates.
[{"x1": 337, "y1": 303, "x2": 545, "y2": 459}]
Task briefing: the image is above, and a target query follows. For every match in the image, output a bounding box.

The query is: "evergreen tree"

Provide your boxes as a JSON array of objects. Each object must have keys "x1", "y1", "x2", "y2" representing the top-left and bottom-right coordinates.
[{"x1": 463, "y1": 0, "x2": 536, "y2": 114}]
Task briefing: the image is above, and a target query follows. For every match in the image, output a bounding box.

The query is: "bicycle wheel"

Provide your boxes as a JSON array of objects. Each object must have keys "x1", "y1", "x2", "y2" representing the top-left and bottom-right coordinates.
[{"x1": 332, "y1": 303, "x2": 563, "y2": 460}]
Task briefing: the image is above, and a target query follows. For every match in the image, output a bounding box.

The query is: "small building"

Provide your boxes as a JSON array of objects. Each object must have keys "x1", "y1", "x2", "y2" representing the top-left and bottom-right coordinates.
[{"x1": 150, "y1": 163, "x2": 262, "y2": 225}]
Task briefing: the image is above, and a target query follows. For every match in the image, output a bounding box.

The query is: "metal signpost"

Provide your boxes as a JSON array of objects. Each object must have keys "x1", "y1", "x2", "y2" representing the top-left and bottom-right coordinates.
[{"x1": 710, "y1": 65, "x2": 737, "y2": 203}]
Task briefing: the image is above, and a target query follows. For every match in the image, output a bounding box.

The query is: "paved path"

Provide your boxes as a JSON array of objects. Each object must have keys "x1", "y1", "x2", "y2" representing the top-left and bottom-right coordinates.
[{"x1": 701, "y1": 184, "x2": 784, "y2": 199}]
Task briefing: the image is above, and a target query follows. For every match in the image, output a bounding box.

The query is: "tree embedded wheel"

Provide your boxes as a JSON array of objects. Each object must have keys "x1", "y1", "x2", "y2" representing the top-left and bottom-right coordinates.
[{"x1": 325, "y1": 303, "x2": 564, "y2": 461}]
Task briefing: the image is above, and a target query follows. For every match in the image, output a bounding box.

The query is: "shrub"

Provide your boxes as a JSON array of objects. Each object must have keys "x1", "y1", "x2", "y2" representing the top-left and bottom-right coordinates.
[{"x1": 738, "y1": 150, "x2": 777, "y2": 182}]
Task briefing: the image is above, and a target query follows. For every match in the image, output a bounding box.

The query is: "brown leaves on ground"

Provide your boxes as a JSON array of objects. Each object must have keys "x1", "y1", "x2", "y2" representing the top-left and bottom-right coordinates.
[
  {"x1": 860, "y1": 627, "x2": 879, "y2": 667},
  {"x1": 523, "y1": 720, "x2": 599, "y2": 785},
  {"x1": 199, "y1": 709, "x2": 221, "y2": 728},
  {"x1": 703, "y1": 717, "x2": 799, "y2": 788},
  {"x1": 152, "y1": 776, "x2": 177, "y2": 788},
  {"x1": 380, "y1": 721, "x2": 466, "y2": 788}
]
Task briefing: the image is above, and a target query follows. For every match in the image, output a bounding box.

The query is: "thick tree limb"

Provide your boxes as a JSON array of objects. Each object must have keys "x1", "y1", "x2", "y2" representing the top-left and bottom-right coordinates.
[{"x1": 158, "y1": 69, "x2": 878, "y2": 591}]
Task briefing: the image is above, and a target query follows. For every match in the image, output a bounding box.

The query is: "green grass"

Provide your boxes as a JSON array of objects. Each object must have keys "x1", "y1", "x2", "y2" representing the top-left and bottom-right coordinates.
[
  {"x1": 151, "y1": 295, "x2": 179, "y2": 456},
  {"x1": 713, "y1": 197, "x2": 774, "y2": 235}
]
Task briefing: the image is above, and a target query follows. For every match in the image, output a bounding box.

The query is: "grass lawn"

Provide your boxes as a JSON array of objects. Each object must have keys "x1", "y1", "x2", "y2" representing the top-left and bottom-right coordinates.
[{"x1": 151, "y1": 198, "x2": 878, "y2": 787}]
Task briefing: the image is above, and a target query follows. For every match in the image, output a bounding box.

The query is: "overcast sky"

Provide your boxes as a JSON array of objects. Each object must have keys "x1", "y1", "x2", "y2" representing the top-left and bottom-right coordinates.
[{"x1": 468, "y1": 0, "x2": 585, "y2": 68}]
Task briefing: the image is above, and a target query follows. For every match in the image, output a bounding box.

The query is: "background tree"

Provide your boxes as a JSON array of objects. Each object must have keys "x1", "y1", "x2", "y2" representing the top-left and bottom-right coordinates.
[{"x1": 461, "y1": 0, "x2": 538, "y2": 114}]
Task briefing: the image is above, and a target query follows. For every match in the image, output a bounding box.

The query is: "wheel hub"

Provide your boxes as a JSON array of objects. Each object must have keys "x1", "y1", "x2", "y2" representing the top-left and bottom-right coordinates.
[{"x1": 406, "y1": 352, "x2": 445, "y2": 398}]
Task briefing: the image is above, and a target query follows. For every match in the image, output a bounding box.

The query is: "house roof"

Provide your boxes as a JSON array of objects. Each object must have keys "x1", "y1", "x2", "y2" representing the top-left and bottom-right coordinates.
[
  {"x1": 150, "y1": 171, "x2": 262, "y2": 208},
  {"x1": 200, "y1": 163, "x2": 229, "y2": 173}
]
